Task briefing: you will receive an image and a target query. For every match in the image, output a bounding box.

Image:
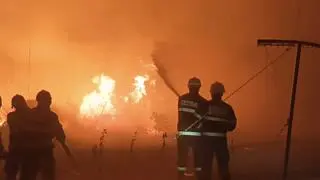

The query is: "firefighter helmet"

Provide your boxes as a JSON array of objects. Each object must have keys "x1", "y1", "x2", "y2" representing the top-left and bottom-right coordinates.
[
  {"x1": 210, "y1": 82, "x2": 225, "y2": 94},
  {"x1": 188, "y1": 77, "x2": 201, "y2": 87},
  {"x1": 11, "y1": 94, "x2": 27, "y2": 109},
  {"x1": 36, "y1": 90, "x2": 52, "y2": 104}
]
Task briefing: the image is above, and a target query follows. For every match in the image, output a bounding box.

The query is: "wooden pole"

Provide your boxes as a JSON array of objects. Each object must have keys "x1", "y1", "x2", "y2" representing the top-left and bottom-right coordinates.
[{"x1": 283, "y1": 44, "x2": 301, "y2": 180}]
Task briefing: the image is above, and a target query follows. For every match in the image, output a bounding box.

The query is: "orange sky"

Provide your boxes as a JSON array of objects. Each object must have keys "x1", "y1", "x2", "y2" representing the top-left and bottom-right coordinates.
[{"x1": 1, "y1": 0, "x2": 320, "y2": 142}]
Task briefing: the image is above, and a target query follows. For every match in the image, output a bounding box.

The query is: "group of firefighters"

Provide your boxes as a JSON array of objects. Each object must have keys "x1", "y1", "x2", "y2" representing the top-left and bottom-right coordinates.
[
  {"x1": 0, "y1": 90, "x2": 72, "y2": 180},
  {"x1": 177, "y1": 77, "x2": 237, "y2": 180},
  {"x1": 0, "y1": 77, "x2": 236, "y2": 180}
]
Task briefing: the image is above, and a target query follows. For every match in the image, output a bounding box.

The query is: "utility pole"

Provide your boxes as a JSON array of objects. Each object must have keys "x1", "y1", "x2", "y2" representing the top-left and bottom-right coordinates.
[
  {"x1": 27, "y1": 39, "x2": 31, "y2": 97},
  {"x1": 257, "y1": 39, "x2": 320, "y2": 180}
]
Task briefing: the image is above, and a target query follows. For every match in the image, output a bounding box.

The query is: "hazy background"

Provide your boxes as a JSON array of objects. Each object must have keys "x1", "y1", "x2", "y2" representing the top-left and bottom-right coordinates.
[{"x1": 1, "y1": 0, "x2": 320, "y2": 144}]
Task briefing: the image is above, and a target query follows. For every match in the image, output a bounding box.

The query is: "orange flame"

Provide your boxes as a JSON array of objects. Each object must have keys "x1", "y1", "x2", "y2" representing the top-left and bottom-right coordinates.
[
  {"x1": 80, "y1": 74, "x2": 116, "y2": 118},
  {"x1": 79, "y1": 63, "x2": 161, "y2": 135},
  {"x1": 0, "y1": 109, "x2": 6, "y2": 127},
  {"x1": 129, "y1": 75, "x2": 149, "y2": 104}
]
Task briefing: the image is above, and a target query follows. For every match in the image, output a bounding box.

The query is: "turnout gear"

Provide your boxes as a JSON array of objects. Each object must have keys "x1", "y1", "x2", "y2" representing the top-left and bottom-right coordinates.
[
  {"x1": 178, "y1": 93, "x2": 207, "y2": 132},
  {"x1": 21, "y1": 90, "x2": 66, "y2": 180},
  {"x1": 195, "y1": 83, "x2": 237, "y2": 180},
  {"x1": 199, "y1": 101, "x2": 236, "y2": 137},
  {"x1": 5, "y1": 95, "x2": 31, "y2": 180},
  {"x1": 20, "y1": 106, "x2": 65, "y2": 180},
  {"x1": 177, "y1": 84, "x2": 207, "y2": 180}
]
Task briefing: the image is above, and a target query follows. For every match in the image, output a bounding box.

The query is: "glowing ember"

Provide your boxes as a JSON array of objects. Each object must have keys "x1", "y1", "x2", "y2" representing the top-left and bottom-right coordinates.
[
  {"x1": 121, "y1": 96, "x2": 129, "y2": 103},
  {"x1": 0, "y1": 107, "x2": 12, "y2": 127},
  {"x1": 80, "y1": 74, "x2": 116, "y2": 118},
  {"x1": 129, "y1": 75, "x2": 149, "y2": 104},
  {"x1": 150, "y1": 80, "x2": 156, "y2": 87},
  {"x1": 0, "y1": 109, "x2": 6, "y2": 127},
  {"x1": 146, "y1": 127, "x2": 162, "y2": 136}
]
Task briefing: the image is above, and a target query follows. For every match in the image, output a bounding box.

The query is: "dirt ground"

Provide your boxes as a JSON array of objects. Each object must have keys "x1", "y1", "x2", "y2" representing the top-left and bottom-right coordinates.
[
  {"x1": 49, "y1": 136, "x2": 320, "y2": 180},
  {"x1": 0, "y1": 125, "x2": 319, "y2": 180}
]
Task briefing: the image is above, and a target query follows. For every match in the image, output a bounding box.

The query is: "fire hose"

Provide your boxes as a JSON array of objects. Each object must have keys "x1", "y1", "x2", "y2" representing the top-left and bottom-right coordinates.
[{"x1": 152, "y1": 47, "x2": 292, "y2": 134}]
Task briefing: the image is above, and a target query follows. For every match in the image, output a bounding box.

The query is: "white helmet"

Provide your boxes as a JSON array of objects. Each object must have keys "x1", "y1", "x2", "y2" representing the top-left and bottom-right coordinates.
[{"x1": 210, "y1": 82, "x2": 225, "y2": 94}]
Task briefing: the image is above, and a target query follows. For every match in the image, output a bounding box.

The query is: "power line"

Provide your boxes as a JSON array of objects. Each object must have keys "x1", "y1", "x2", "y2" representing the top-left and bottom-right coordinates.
[
  {"x1": 183, "y1": 47, "x2": 293, "y2": 133},
  {"x1": 224, "y1": 47, "x2": 292, "y2": 101}
]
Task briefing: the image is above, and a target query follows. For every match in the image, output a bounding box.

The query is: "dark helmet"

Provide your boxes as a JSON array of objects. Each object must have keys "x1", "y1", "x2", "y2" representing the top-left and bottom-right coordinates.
[
  {"x1": 188, "y1": 77, "x2": 201, "y2": 88},
  {"x1": 210, "y1": 81, "x2": 225, "y2": 94},
  {"x1": 36, "y1": 90, "x2": 52, "y2": 104},
  {"x1": 11, "y1": 94, "x2": 27, "y2": 109}
]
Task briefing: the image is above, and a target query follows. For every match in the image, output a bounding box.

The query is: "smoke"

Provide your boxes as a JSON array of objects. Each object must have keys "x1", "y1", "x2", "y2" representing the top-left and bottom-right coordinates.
[{"x1": 1, "y1": 0, "x2": 320, "y2": 142}]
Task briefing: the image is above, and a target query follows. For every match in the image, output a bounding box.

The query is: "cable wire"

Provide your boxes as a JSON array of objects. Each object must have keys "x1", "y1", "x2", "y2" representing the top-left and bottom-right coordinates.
[
  {"x1": 223, "y1": 47, "x2": 292, "y2": 101},
  {"x1": 182, "y1": 47, "x2": 293, "y2": 133}
]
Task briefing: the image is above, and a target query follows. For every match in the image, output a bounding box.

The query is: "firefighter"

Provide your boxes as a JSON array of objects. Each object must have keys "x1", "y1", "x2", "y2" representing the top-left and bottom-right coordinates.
[
  {"x1": 177, "y1": 77, "x2": 207, "y2": 180},
  {"x1": 5, "y1": 95, "x2": 31, "y2": 180},
  {"x1": 196, "y1": 82, "x2": 237, "y2": 180},
  {"x1": 0, "y1": 96, "x2": 6, "y2": 159},
  {"x1": 21, "y1": 90, "x2": 72, "y2": 180}
]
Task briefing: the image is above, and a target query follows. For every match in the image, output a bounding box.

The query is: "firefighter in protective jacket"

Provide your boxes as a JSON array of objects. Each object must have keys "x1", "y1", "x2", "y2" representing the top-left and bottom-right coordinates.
[
  {"x1": 22, "y1": 90, "x2": 70, "y2": 180},
  {"x1": 5, "y1": 95, "x2": 31, "y2": 180},
  {"x1": 195, "y1": 82, "x2": 237, "y2": 180},
  {"x1": 177, "y1": 77, "x2": 207, "y2": 180}
]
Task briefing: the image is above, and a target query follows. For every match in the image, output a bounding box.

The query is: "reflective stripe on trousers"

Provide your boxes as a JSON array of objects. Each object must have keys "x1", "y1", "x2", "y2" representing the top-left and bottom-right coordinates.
[
  {"x1": 195, "y1": 167, "x2": 202, "y2": 171},
  {"x1": 178, "y1": 131, "x2": 201, "y2": 136},
  {"x1": 202, "y1": 132, "x2": 226, "y2": 137},
  {"x1": 177, "y1": 167, "x2": 202, "y2": 171},
  {"x1": 178, "y1": 108, "x2": 195, "y2": 113},
  {"x1": 177, "y1": 167, "x2": 187, "y2": 171}
]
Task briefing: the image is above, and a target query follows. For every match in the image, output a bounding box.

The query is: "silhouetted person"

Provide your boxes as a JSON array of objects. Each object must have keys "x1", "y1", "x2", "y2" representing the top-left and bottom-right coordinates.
[
  {"x1": 0, "y1": 96, "x2": 6, "y2": 160},
  {"x1": 177, "y1": 77, "x2": 207, "y2": 180},
  {"x1": 195, "y1": 82, "x2": 237, "y2": 180},
  {"x1": 23, "y1": 90, "x2": 71, "y2": 180},
  {"x1": 0, "y1": 96, "x2": 5, "y2": 158},
  {"x1": 5, "y1": 95, "x2": 31, "y2": 180},
  {"x1": 0, "y1": 132, "x2": 5, "y2": 159}
]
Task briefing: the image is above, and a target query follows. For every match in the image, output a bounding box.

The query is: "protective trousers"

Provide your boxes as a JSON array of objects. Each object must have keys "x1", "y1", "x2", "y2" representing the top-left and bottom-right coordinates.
[
  {"x1": 177, "y1": 135, "x2": 202, "y2": 180},
  {"x1": 4, "y1": 149, "x2": 21, "y2": 180},
  {"x1": 200, "y1": 137, "x2": 230, "y2": 180},
  {"x1": 20, "y1": 148, "x2": 56, "y2": 180}
]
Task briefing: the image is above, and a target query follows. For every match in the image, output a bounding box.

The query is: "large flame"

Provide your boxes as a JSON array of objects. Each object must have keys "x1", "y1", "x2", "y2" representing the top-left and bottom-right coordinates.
[
  {"x1": 79, "y1": 65, "x2": 163, "y2": 135},
  {"x1": 80, "y1": 74, "x2": 116, "y2": 118},
  {"x1": 129, "y1": 75, "x2": 149, "y2": 104},
  {"x1": 80, "y1": 74, "x2": 152, "y2": 118}
]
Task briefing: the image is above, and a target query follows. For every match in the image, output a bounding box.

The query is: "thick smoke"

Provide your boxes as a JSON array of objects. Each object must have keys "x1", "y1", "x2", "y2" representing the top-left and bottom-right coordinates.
[{"x1": 1, "y1": 0, "x2": 320, "y2": 143}]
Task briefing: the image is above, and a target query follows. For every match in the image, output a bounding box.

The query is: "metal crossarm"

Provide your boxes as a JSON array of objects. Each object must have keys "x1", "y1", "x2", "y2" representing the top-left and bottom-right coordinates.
[
  {"x1": 257, "y1": 38, "x2": 320, "y2": 180},
  {"x1": 258, "y1": 39, "x2": 320, "y2": 48}
]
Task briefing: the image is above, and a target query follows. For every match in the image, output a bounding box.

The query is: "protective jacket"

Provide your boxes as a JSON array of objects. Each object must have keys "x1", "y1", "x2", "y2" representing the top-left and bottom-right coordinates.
[
  {"x1": 196, "y1": 99, "x2": 237, "y2": 138},
  {"x1": 178, "y1": 93, "x2": 207, "y2": 136}
]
